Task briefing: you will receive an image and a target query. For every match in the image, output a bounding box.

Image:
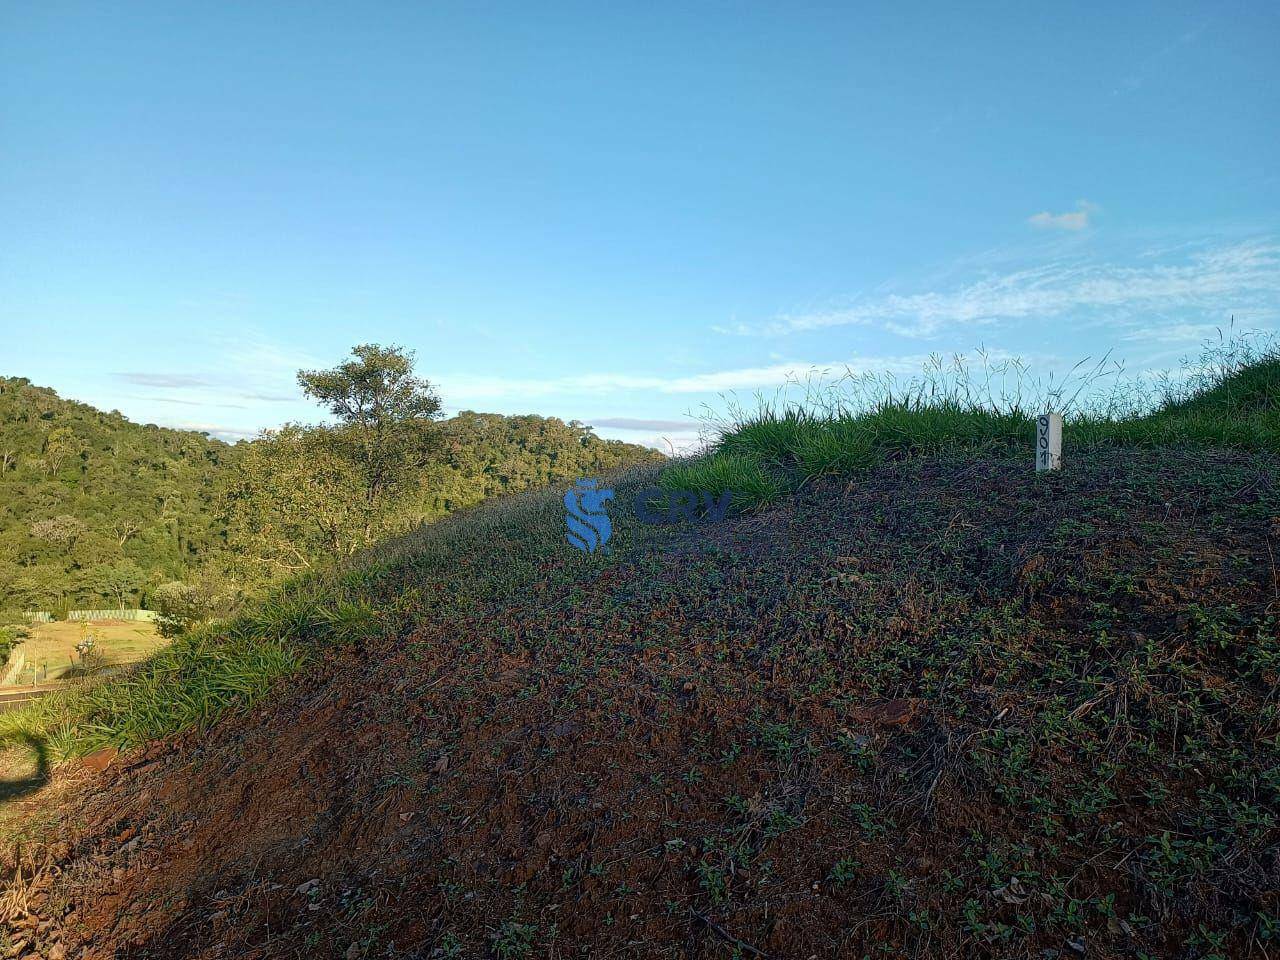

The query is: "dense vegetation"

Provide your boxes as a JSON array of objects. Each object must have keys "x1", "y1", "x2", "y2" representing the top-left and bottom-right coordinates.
[
  {"x1": 0, "y1": 377, "x2": 231, "y2": 615},
  {"x1": 1, "y1": 338, "x2": 1276, "y2": 958},
  {"x1": 0, "y1": 349, "x2": 659, "y2": 616},
  {"x1": 0, "y1": 624, "x2": 25, "y2": 665}
]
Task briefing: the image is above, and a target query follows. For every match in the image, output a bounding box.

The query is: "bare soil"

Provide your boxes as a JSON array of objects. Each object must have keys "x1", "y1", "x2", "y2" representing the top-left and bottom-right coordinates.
[{"x1": 3, "y1": 449, "x2": 1278, "y2": 959}]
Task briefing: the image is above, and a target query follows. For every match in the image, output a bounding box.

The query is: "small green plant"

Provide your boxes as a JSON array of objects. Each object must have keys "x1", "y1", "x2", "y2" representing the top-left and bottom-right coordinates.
[
  {"x1": 488, "y1": 920, "x2": 536, "y2": 959},
  {"x1": 828, "y1": 857, "x2": 859, "y2": 886},
  {"x1": 431, "y1": 932, "x2": 463, "y2": 958},
  {"x1": 696, "y1": 860, "x2": 729, "y2": 905},
  {"x1": 763, "y1": 808, "x2": 803, "y2": 838}
]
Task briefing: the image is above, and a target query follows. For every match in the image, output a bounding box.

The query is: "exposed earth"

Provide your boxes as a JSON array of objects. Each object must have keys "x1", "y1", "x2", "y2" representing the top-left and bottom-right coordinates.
[{"x1": 3, "y1": 448, "x2": 1278, "y2": 959}]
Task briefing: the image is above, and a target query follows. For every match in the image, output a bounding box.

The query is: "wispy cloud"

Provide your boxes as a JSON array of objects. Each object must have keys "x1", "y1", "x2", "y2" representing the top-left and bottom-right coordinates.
[
  {"x1": 1028, "y1": 200, "x2": 1099, "y2": 231},
  {"x1": 113, "y1": 335, "x2": 312, "y2": 409},
  {"x1": 114, "y1": 372, "x2": 218, "y2": 388},
  {"x1": 588, "y1": 417, "x2": 702, "y2": 431},
  {"x1": 440, "y1": 354, "x2": 945, "y2": 402},
  {"x1": 152, "y1": 396, "x2": 244, "y2": 409},
  {"x1": 725, "y1": 238, "x2": 1280, "y2": 339},
  {"x1": 638, "y1": 434, "x2": 707, "y2": 455},
  {"x1": 161, "y1": 422, "x2": 259, "y2": 442},
  {"x1": 113, "y1": 373, "x2": 298, "y2": 403},
  {"x1": 1118, "y1": 322, "x2": 1228, "y2": 344},
  {"x1": 586, "y1": 418, "x2": 708, "y2": 456},
  {"x1": 96, "y1": 332, "x2": 321, "y2": 438},
  {"x1": 221, "y1": 335, "x2": 325, "y2": 384},
  {"x1": 243, "y1": 391, "x2": 299, "y2": 403},
  {"x1": 1114, "y1": 22, "x2": 1209, "y2": 95}
]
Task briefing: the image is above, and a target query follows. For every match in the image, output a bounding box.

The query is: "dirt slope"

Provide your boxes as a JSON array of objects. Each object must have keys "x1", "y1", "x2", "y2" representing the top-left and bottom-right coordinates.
[{"x1": 4, "y1": 449, "x2": 1279, "y2": 959}]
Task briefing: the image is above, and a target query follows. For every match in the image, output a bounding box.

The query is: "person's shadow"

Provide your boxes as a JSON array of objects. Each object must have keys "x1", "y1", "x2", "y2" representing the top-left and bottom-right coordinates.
[{"x1": 0, "y1": 733, "x2": 50, "y2": 803}]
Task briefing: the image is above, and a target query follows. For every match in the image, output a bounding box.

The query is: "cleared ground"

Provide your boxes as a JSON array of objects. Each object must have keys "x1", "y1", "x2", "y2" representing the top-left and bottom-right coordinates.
[
  {"x1": 3, "y1": 447, "x2": 1277, "y2": 959},
  {"x1": 4, "y1": 619, "x2": 167, "y2": 684}
]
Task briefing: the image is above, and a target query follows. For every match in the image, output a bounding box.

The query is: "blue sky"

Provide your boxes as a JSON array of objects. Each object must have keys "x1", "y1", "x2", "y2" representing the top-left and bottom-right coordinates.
[{"x1": 2, "y1": 2, "x2": 1278, "y2": 450}]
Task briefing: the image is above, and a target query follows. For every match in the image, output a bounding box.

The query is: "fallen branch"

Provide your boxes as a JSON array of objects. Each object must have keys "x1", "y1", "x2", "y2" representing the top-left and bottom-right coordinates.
[{"x1": 689, "y1": 908, "x2": 773, "y2": 959}]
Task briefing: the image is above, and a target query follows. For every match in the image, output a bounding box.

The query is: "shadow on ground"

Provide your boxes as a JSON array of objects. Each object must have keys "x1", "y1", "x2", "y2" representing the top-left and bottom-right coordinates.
[{"x1": 0, "y1": 735, "x2": 50, "y2": 803}]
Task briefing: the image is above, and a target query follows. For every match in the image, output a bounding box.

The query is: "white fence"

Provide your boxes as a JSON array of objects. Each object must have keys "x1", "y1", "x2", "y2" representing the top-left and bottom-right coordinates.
[
  {"x1": 13, "y1": 609, "x2": 157, "y2": 623},
  {"x1": 67, "y1": 609, "x2": 158, "y2": 622}
]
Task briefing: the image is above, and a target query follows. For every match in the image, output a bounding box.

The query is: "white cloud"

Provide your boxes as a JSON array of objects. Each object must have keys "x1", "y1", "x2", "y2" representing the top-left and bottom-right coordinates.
[
  {"x1": 158, "y1": 422, "x2": 259, "y2": 442},
  {"x1": 588, "y1": 417, "x2": 702, "y2": 431},
  {"x1": 589, "y1": 419, "x2": 709, "y2": 456},
  {"x1": 1028, "y1": 200, "x2": 1099, "y2": 231},
  {"x1": 437, "y1": 354, "x2": 944, "y2": 403},
  {"x1": 1118, "y1": 322, "x2": 1226, "y2": 344},
  {"x1": 727, "y1": 238, "x2": 1280, "y2": 339},
  {"x1": 642, "y1": 434, "x2": 707, "y2": 456},
  {"x1": 212, "y1": 333, "x2": 325, "y2": 383},
  {"x1": 588, "y1": 424, "x2": 708, "y2": 456},
  {"x1": 113, "y1": 334, "x2": 317, "y2": 406},
  {"x1": 114, "y1": 372, "x2": 219, "y2": 388}
]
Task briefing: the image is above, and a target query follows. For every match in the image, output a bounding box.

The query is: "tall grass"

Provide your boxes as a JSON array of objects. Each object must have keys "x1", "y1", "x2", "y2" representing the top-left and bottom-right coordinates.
[
  {"x1": 660, "y1": 452, "x2": 789, "y2": 507},
  {"x1": 0, "y1": 592, "x2": 378, "y2": 762},
  {"x1": 0, "y1": 635, "x2": 303, "y2": 758},
  {"x1": 664, "y1": 330, "x2": 1280, "y2": 506}
]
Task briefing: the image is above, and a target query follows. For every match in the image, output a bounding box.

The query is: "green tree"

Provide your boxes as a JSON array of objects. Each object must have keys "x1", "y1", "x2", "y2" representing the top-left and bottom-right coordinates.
[
  {"x1": 0, "y1": 624, "x2": 28, "y2": 664},
  {"x1": 151, "y1": 579, "x2": 231, "y2": 639},
  {"x1": 42, "y1": 426, "x2": 85, "y2": 475},
  {"x1": 221, "y1": 424, "x2": 378, "y2": 576},
  {"x1": 92, "y1": 560, "x2": 145, "y2": 608},
  {"x1": 222, "y1": 344, "x2": 448, "y2": 578},
  {"x1": 10, "y1": 568, "x2": 62, "y2": 612},
  {"x1": 297, "y1": 343, "x2": 443, "y2": 514},
  {"x1": 0, "y1": 377, "x2": 232, "y2": 609}
]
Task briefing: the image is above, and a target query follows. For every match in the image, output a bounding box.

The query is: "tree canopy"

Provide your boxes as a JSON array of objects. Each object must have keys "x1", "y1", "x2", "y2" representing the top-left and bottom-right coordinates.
[
  {"x1": 0, "y1": 377, "x2": 231, "y2": 614},
  {"x1": 0, "y1": 353, "x2": 662, "y2": 614},
  {"x1": 297, "y1": 344, "x2": 444, "y2": 510}
]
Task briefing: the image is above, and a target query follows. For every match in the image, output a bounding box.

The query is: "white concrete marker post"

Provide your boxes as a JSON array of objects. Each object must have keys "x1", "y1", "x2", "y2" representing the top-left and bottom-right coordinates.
[{"x1": 1036, "y1": 413, "x2": 1062, "y2": 472}]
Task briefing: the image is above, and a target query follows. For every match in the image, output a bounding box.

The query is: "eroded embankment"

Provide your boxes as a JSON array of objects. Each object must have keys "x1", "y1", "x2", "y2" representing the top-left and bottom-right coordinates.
[{"x1": 4, "y1": 449, "x2": 1278, "y2": 959}]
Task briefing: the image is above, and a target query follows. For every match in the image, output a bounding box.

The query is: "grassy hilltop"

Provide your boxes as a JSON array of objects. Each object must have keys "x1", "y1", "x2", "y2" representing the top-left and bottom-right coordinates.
[{"x1": 1, "y1": 344, "x2": 1278, "y2": 959}]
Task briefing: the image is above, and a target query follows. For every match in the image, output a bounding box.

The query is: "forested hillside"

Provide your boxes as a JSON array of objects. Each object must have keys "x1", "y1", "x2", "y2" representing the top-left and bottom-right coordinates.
[
  {"x1": 423, "y1": 411, "x2": 654, "y2": 515},
  {"x1": 0, "y1": 370, "x2": 660, "y2": 612},
  {"x1": 0, "y1": 377, "x2": 231, "y2": 614}
]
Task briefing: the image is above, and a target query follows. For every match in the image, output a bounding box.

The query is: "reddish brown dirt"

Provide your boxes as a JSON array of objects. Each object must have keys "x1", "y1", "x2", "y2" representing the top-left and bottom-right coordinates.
[{"x1": 4, "y1": 450, "x2": 1279, "y2": 959}]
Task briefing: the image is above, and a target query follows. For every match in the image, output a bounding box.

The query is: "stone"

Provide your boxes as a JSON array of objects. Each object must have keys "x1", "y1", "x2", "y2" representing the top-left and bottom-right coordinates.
[{"x1": 82, "y1": 747, "x2": 118, "y2": 773}]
